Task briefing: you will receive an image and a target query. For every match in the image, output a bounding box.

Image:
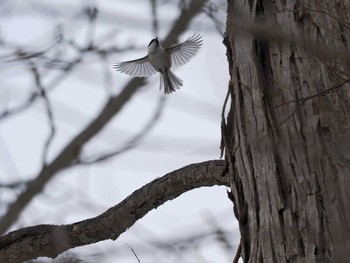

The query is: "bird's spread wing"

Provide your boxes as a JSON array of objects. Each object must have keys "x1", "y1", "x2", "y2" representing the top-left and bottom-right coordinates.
[
  {"x1": 166, "y1": 34, "x2": 203, "y2": 67},
  {"x1": 112, "y1": 55, "x2": 157, "y2": 77}
]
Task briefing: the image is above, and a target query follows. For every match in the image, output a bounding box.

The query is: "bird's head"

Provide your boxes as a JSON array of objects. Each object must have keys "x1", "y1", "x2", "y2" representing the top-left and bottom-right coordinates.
[
  {"x1": 148, "y1": 37, "x2": 159, "y2": 46},
  {"x1": 148, "y1": 37, "x2": 161, "y2": 52}
]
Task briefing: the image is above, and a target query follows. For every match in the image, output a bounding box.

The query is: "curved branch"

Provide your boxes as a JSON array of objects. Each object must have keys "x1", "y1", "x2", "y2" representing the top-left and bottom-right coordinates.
[{"x1": 0, "y1": 160, "x2": 228, "y2": 263}]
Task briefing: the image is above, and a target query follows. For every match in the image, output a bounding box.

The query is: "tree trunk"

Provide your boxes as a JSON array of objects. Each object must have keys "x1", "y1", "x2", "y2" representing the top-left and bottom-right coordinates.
[{"x1": 223, "y1": 0, "x2": 350, "y2": 262}]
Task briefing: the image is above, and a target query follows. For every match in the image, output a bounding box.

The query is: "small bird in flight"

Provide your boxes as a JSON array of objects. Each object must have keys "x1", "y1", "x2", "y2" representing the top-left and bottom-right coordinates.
[{"x1": 113, "y1": 34, "x2": 202, "y2": 94}]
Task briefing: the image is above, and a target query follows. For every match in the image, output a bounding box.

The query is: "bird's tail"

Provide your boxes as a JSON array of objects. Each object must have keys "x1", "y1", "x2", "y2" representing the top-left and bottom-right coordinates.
[{"x1": 160, "y1": 70, "x2": 183, "y2": 94}]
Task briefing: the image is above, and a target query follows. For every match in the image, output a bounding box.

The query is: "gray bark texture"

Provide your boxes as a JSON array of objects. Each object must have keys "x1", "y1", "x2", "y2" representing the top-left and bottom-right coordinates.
[{"x1": 223, "y1": 0, "x2": 350, "y2": 262}]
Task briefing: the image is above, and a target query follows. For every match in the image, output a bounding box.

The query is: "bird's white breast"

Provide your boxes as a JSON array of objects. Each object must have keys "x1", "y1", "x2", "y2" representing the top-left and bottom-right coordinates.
[{"x1": 148, "y1": 46, "x2": 171, "y2": 73}]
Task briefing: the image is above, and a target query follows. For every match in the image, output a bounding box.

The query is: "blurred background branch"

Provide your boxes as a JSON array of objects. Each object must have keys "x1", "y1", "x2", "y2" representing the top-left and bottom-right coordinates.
[{"x1": 0, "y1": 0, "x2": 209, "y2": 235}]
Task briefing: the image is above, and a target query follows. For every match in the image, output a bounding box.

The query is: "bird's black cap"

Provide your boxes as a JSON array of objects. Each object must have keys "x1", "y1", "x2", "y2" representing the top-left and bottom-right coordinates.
[{"x1": 148, "y1": 37, "x2": 159, "y2": 47}]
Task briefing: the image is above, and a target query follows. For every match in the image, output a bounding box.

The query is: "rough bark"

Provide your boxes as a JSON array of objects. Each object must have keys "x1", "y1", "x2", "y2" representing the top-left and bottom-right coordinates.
[
  {"x1": 0, "y1": 160, "x2": 228, "y2": 263},
  {"x1": 223, "y1": 0, "x2": 350, "y2": 262}
]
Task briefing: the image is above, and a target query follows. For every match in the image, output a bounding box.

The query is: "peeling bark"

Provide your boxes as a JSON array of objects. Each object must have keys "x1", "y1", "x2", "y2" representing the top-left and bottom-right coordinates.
[{"x1": 224, "y1": 0, "x2": 350, "y2": 262}]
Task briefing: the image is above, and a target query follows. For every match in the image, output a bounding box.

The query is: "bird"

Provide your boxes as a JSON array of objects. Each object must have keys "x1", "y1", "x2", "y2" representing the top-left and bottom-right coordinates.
[{"x1": 113, "y1": 34, "x2": 202, "y2": 94}]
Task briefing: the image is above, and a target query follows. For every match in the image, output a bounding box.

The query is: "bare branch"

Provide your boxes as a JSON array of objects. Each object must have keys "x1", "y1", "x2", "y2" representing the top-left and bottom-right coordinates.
[
  {"x1": 29, "y1": 64, "x2": 56, "y2": 166},
  {"x1": 126, "y1": 244, "x2": 141, "y2": 263},
  {"x1": 150, "y1": 0, "x2": 159, "y2": 35},
  {"x1": 0, "y1": 160, "x2": 228, "y2": 262},
  {"x1": 232, "y1": 241, "x2": 242, "y2": 263}
]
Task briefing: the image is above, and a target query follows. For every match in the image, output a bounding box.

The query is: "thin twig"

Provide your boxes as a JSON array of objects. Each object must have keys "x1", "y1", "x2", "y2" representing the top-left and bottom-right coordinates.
[
  {"x1": 254, "y1": 80, "x2": 350, "y2": 145},
  {"x1": 126, "y1": 244, "x2": 141, "y2": 263},
  {"x1": 29, "y1": 63, "x2": 56, "y2": 167},
  {"x1": 220, "y1": 85, "x2": 231, "y2": 158},
  {"x1": 232, "y1": 241, "x2": 242, "y2": 263},
  {"x1": 271, "y1": 80, "x2": 350, "y2": 109}
]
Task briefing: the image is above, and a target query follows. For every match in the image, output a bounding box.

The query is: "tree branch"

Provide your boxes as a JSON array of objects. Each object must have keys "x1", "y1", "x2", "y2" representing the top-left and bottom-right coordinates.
[{"x1": 0, "y1": 160, "x2": 228, "y2": 263}]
